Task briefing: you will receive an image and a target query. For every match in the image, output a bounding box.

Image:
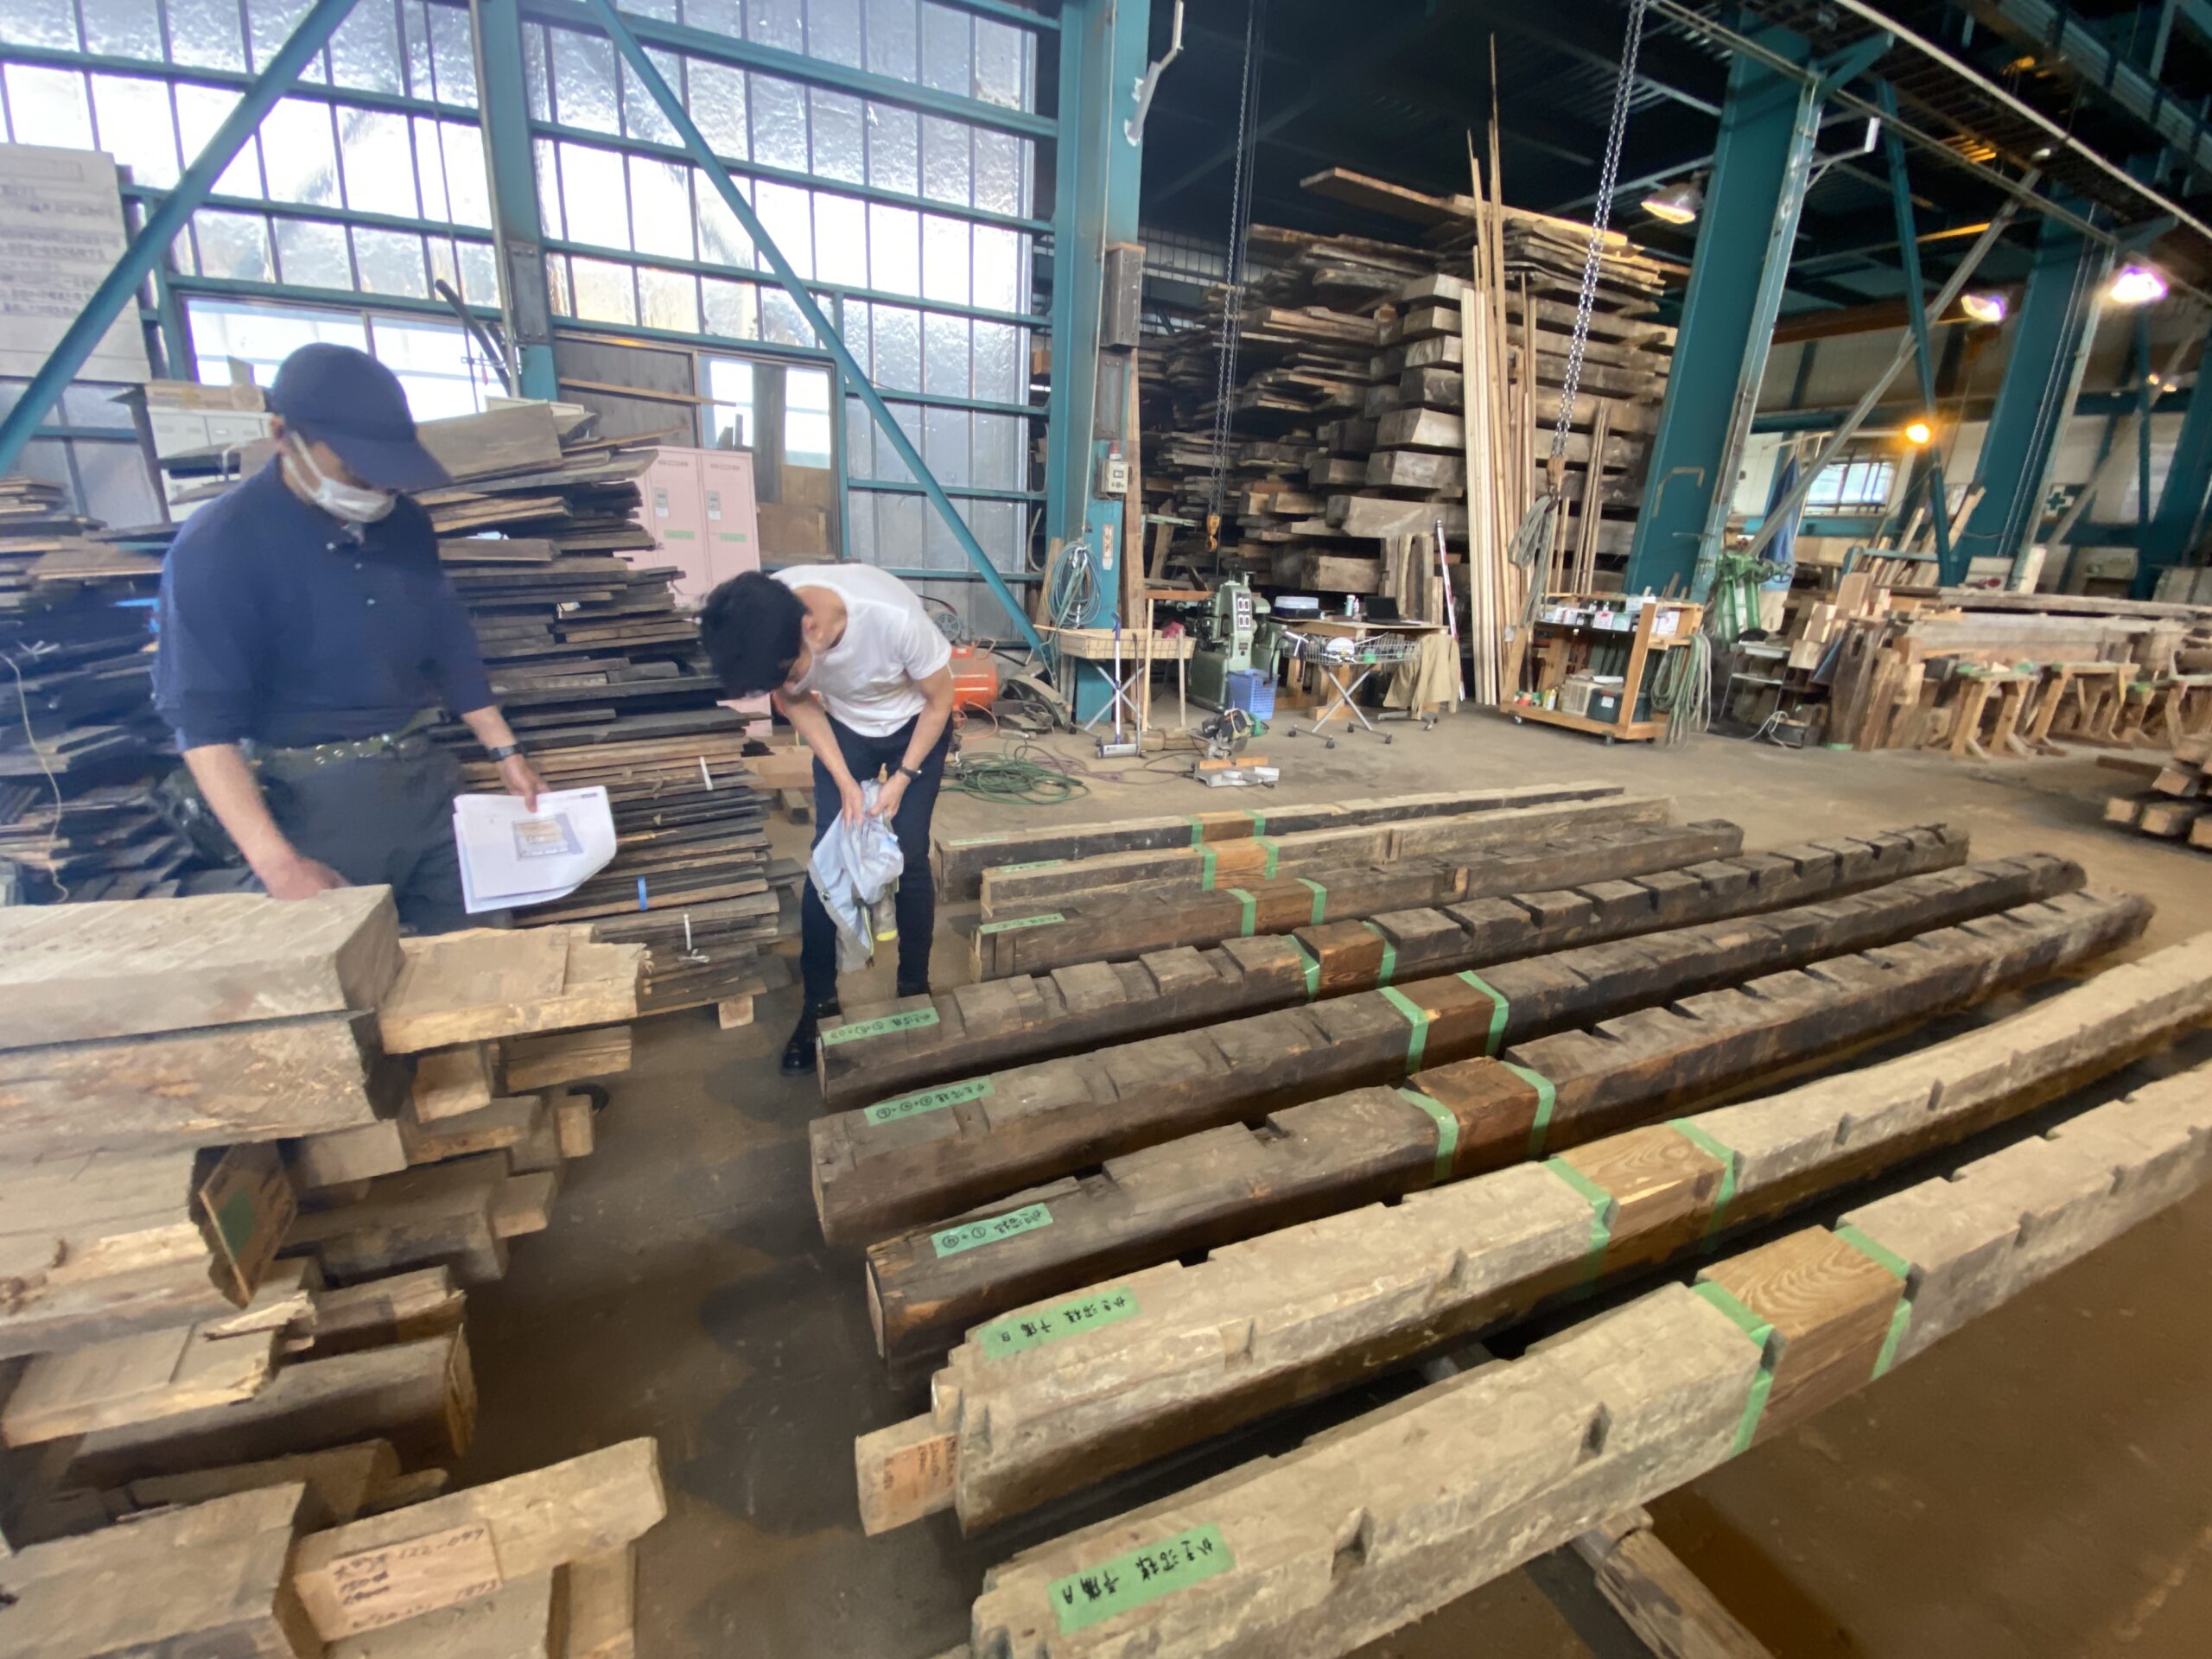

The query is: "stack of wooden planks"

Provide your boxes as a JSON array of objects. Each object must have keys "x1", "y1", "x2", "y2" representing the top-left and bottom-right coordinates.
[
  {"x1": 2104, "y1": 731, "x2": 2212, "y2": 849},
  {"x1": 0, "y1": 886, "x2": 662, "y2": 1656},
  {"x1": 821, "y1": 793, "x2": 2202, "y2": 1654},
  {"x1": 0, "y1": 482, "x2": 200, "y2": 903}
]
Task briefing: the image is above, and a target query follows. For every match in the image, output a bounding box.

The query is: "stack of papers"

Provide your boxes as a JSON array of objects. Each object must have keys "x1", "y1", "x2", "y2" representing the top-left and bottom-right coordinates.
[{"x1": 454, "y1": 787, "x2": 619, "y2": 914}]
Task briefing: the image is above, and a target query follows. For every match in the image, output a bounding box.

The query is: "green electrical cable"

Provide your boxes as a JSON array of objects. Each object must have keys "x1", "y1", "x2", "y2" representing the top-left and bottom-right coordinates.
[{"x1": 944, "y1": 754, "x2": 1092, "y2": 807}]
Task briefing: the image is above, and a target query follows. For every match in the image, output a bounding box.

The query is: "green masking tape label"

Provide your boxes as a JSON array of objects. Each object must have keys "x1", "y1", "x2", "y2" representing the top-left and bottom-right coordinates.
[
  {"x1": 1246, "y1": 809, "x2": 1268, "y2": 835},
  {"x1": 1377, "y1": 984, "x2": 1431, "y2": 1072},
  {"x1": 1050, "y1": 1523, "x2": 1235, "y2": 1636},
  {"x1": 1362, "y1": 920, "x2": 1397, "y2": 985},
  {"x1": 978, "y1": 1285, "x2": 1139, "y2": 1360},
  {"x1": 1396, "y1": 1087, "x2": 1459, "y2": 1183},
  {"x1": 1293, "y1": 937, "x2": 1321, "y2": 1000},
  {"x1": 1457, "y1": 969, "x2": 1509, "y2": 1055},
  {"x1": 1224, "y1": 887, "x2": 1257, "y2": 937},
  {"x1": 1187, "y1": 816, "x2": 1205, "y2": 848},
  {"x1": 1200, "y1": 846, "x2": 1218, "y2": 890},
  {"x1": 931, "y1": 1201, "x2": 1052, "y2": 1257},
  {"x1": 998, "y1": 859, "x2": 1064, "y2": 871},
  {"x1": 1255, "y1": 836, "x2": 1280, "y2": 877},
  {"x1": 1543, "y1": 1156, "x2": 1618, "y2": 1275},
  {"x1": 1835, "y1": 1224, "x2": 1916, "y2": 1378},
  {"x1": 1296, "y1": 876, "x2": 1327, "y2": 925},
  {"x1": 1506, "y1": 1062, "x2": 1557, "y2": 1158},
  {"x1": 945, "y1": 833, "x2": 1009, "y2": 847},
  {"x1": 1693, "y1": 1280, "x2": 1778, "y2": 1456},
  {"x1": 1668, "y1": 1118, "x2": 1739, "y2": 1239},
  {"x1": 978, "y1": 912, "x2": 1065, "y2": 935},
  {"x1": 822, "y1": 1007, "x2": 941, "y2": 1047},
  {"x1": 863, "y1": 1076, "x2": 989, "y2": 1123}
]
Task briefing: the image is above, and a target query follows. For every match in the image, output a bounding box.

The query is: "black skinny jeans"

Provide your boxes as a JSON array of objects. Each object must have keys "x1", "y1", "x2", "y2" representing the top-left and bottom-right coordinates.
[{"x1": 801, "y1": 710, "x2": 950, "y2": 1004}]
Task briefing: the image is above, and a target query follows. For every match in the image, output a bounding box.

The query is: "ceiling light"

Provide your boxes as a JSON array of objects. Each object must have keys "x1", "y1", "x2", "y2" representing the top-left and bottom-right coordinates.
[
  {"x1": 1958, "y1": 291, "x2": 2007, "y2": 324},
  {"x1": 2108, "y1": 264, "x2": 2169, "y2": 306},
  {"x1": 1904, "y1": 419, "x2": 1934, "y2": 445},
  {"x1": 1641, "y1": 181, "x2": 1702, "y2": 226}
]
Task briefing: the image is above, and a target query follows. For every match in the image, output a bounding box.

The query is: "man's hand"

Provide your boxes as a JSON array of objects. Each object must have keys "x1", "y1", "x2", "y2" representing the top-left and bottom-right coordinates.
[
  {"x1": 500, "y1": 753, "x2": 547, "y2": 811},
  {"x1": 257, "y1": 848, "x2": 347, "y2": 900},
  {"x1": 871, "y1": 772, "x2": 909, "y2": 823},
  {"x1": 837, "y1": 775, "x2": 868, "y2": 828}
]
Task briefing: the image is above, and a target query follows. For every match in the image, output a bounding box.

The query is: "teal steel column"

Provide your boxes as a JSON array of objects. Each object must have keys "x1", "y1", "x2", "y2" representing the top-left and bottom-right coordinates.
[
  {"x1": 579, "y1": 0, "x2": 1046, "y2": 654},
  {"x1": 0, "y1": 0, "x2": 360, "y2": 473},
  {"x1": 1042, "y1": 0, "x2": 1149, "y2": 621},
  {"x1": 2134, "y1": 327, "x2": 2212, "y2": 595},
  {"x1": 1624, "y1": 25, "x2": 1822, "y2": 596},
  {"x1": 1878, "y1": 82, "x2": 1951, "y2": 568},
  {"x1": 1949, "y1": 212, "x2": 2109, "y2": 584},
  {"x1": 471, "y1": 0, "x2": 558, "y2": 400}
]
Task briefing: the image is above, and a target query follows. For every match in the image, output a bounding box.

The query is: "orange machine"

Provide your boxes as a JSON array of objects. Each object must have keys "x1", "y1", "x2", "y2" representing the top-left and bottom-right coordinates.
[{"x1": 949, "y1": 645, "x2": 1001, "y2": 712}]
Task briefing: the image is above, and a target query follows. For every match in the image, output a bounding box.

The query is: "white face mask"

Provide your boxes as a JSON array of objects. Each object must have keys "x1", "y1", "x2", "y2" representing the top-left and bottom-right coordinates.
[{"x1": 286, "y1": 435, "x2": 397, "y2": 524}]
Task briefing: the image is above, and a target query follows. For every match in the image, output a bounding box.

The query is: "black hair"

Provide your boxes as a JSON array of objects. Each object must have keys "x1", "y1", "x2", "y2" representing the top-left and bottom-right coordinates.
[{"x1": 700, "y1": 570, "x2": 805, "y2": 696}]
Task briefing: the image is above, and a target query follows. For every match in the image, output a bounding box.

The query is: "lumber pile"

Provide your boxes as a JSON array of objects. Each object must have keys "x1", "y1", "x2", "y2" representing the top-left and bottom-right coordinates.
[
  {"x1": 0, "y1": 887, "x2": 657, "y2": 1659},
  {"x1": 411, "y1": 404, "x2": 798, "y2": 1016},
  {"x1": 0, "y1": 480, "x2": 202, "y2": 903},
  {"x1": 857, "y1": 925, "x2": 2205, "y2": 1533},
  {"x1": 2104, "y1": 731, "x2": 2212, "y2": 849},
  {"x1": 826, "y1": 823, "x2": 1966, "y2": 1109},
  {"x1": 954, "y1": 1058, "x2": 2212, "y2": 1656}
]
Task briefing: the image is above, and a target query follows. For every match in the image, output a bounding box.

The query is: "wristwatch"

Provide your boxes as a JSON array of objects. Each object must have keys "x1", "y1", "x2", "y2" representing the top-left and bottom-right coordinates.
[
  {"x1": 898, "y1": 764, "x2": 924, "y2": 782},
  {"x1": 487, "y1": 744, "x2": 525, "y2": 762}
]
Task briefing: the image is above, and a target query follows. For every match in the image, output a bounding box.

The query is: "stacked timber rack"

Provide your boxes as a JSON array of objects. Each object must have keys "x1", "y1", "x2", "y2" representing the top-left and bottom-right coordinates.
[
  {"x1": 2104, "y1": 732, "x2": 2212, "y2": 850},
  {"x1": 0, "y1": 887, "x2": 664, "y2": 1657},
  {"x1": 0, "y1": 484, "x2": 208, "y2": 902},
  {"x1": 804, "y1": 795, "x2": 2209, "y2": 1654}
]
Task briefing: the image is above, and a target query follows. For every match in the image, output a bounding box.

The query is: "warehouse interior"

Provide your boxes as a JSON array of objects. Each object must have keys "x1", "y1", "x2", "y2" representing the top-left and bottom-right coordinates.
[{"x1": 4, "y1": 0, "x2": 2212, "y2": 1656}]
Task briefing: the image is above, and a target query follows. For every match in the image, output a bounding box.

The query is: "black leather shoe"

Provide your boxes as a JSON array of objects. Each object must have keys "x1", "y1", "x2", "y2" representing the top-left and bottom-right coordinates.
[
  {"x1": 896, "y1": 978, "x2": 931, "y2": 1001},
  {"x1": 782, "y1": 998, "x2": 839, "y2": 1076}
]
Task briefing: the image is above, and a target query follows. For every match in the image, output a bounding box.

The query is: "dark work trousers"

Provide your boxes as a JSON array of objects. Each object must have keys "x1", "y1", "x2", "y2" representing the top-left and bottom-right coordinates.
[
  {"x1": 802, "y1": 711, "x2": 951, "y2": 1005},
  {"x1": 260, "y1": 743, "x2": 497, "y2": 936}
]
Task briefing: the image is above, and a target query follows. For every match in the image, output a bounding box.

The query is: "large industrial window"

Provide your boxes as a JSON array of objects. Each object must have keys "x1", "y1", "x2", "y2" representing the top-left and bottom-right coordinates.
[
  {"x1": 184, "y1": 298, "x2": 497, "y2": 419},
  {"x1": 702, "y1": 355, "x2": 757, "y2": 449},
  {"x1": 784, "y1": 365, "x2": 832, "y2": 468},
  {"x1": 1804, "y1": 458, "x2": 1897, "y2": 512}
]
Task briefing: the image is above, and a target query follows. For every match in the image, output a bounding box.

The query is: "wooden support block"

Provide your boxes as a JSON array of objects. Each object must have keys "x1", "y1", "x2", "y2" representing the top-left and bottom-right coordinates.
[
  {"x1": 295, "y1": 1116, "x2": 413, "y2": 1190},
  {"x1": 717, "y1": 995, "x2": 755, "y2": 1029},
  {"x1": 288, "y1": 1440, "x2": 664, "y2": 1642},
  {"x1": 502, "y1": 1027, "x2": 633, "y2": 1092},
  {"x1": 123, "y1": 1440, "x2": 404, "y2": 1527},
  {"x1": 493, "y1": 1171, "x2": 560, "y2": 1238},
  {"x1": 404, "y1": 1095, "x2": 546, "y2": 1165},
  {"x1": 2, "y1": 1319, "x2": 280, "y2": 1446},
  {"x1": 66, "y1": 1329, "x2": 475, "y2": 1488},
  {"x1": 296, "y1": 1269, "x2": 466, "y2": 1359},
  {"x1": 1573, "y1": 1520, "x2": 1774, "y2": 1659},
  {"x1": 286, "y1": 1158, "x2": 512, "y2": 1287},
  {"x1": 855, "y1": 1415, "x2": 960, "y2": 1535},
  {"x1": 0, "y1": 887, "x2": 401, "y2": 1048},
  {"x1": 378, "y1": 930, "x2": 642, "y2": 1054},
  {"x1": 554, "y1": 1093, "x2": 596, "y2": 1160},
  {"x1": 563, "y1": 1546, "x2": 639, "y2": 1659},
  {"x1": 411, "y1": 1044, "x2": 499, "y2": 1122},
  {"x1": 327, "y1": 1572, "x2": 564, "y2": 1658}
]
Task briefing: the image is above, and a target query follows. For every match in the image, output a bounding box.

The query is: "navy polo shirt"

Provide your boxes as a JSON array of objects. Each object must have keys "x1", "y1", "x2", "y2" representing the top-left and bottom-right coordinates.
[{"x1": 153, "y1": 460, "x2": 495, "y2": 750}]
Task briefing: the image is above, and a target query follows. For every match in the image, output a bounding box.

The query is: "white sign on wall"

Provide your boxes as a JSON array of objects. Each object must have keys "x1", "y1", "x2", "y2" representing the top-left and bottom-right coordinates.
[{"x1": 0, "y1": 144, "x2": 150, "y2": 383}]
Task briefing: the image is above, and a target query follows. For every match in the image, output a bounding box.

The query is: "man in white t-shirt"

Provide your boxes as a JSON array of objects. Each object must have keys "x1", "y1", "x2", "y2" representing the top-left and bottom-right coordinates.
[{"x1": 701, "y1": 565, "x2": 957, "y2": 1073}]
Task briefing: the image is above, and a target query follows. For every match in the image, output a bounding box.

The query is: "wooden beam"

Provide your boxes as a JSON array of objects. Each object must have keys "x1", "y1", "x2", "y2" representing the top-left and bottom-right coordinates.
[
  {"x1": 376, "y1": 929, "x2": 642, "y2": 1054},
  {"x1": 821, "y1": 826, "x2": 1963, "y2": 1106},
  {"x1": 856, "y1": 904, "x2": 2183, "y2": 1534},
  {"x1": 962, "y1": 819, "x2": 1745, "y2": 982},
  {"x1": 962, "y1": 1066, "x2": 2212, "y2": 1656},
  {"x1": 814, "y1": 879, "x2": 2126, "y2": 1249}
]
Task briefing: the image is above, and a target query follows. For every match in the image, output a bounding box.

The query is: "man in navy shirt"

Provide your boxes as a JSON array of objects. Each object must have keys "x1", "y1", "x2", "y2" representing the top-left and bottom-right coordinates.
[{"x1": 154, "y1": 343, "x2": 544, "y2": 932}]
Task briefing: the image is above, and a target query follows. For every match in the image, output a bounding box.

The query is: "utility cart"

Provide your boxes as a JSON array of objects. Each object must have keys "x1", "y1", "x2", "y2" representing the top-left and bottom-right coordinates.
[{"x1": 1503, "y1": 595, "x2": 1705, "y2": 744}]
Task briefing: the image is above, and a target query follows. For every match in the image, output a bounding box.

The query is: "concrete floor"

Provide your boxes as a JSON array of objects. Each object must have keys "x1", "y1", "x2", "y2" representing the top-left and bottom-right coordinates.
[{"x1": 455, "y1": 709, "x2": 2212, "y2": 1657}]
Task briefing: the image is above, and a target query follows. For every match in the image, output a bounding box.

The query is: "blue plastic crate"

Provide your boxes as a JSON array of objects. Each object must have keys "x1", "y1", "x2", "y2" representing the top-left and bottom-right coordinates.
[{"x1": 1224, "y1": 668, "x2": 1275, "y2": 720}]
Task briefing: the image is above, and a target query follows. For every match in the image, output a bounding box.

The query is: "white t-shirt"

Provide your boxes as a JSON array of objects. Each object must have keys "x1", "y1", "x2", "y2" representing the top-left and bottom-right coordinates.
[{"x1": 773, "y1": 564, "x2": 952, "y2": 736}]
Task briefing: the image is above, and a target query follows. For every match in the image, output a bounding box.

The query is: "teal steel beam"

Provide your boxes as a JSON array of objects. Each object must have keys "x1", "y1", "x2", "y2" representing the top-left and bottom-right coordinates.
[
  {"x1": 2133, "y1": 329, "x2": 2212, "y2": 594},
  {"x1": 1949, "y1": 211, "x2": 2109, "y2": 583},
  {"x1": 577, "y1": 0, "x2": 1046, "y2": 654},
  {"x1": 849, "y1": 480, "x2": 1045, "y2": 503},
  {"x1": 1041, "y1": 0, "x2": 1147, "y2": 620},
  {"x1": 830, "y1": 294, "x2": 852, "y2": 564},
  {"x1": 521, "y1": 0, "x2": 1053, "y2": 138},
  {"x1": 1624, "y1": 25, "x2": 1823, "y2": 596},
  {"x1": 0, "y1": 0, "x2": 362, "y2": 475},
  {"x1": 531, "y1": 119, "x2": 1052, "y2": 236},
  {"x1": 1878, "y1": 82, "x2": 1953, "y2": 568},
  {"x1": 121, "y1": 186, "x2": 494, "y2": 245},
  {"x1": 473, "y1": 0, "x2": 558, "y2": 398}
]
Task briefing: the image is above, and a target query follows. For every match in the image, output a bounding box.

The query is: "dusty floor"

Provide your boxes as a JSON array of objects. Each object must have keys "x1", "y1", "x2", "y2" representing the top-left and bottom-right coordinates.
[{"x1": 457, "y1": 709, "x2": 2212, "y2": 1657}]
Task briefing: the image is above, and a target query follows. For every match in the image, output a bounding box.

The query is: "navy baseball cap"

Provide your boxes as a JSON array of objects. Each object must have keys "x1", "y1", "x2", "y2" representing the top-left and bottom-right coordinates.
[{"x1": 268, "y1": 343, "x2": 453, "y2": 491}]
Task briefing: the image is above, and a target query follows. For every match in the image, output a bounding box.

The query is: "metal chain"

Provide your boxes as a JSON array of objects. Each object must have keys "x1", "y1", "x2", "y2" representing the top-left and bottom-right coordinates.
[
  {"x1": 1208, "y1": 0, "x2": 1264, "y2": 513},
  {"x1": 1551, "y1": 0, "x2": 1649, "y2": 462}
]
